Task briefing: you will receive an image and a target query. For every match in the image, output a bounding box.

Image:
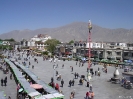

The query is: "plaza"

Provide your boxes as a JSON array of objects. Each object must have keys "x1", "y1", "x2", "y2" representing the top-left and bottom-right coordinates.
[{"x1": 11, "y1": 53, "x2": 133, "y2": 99}]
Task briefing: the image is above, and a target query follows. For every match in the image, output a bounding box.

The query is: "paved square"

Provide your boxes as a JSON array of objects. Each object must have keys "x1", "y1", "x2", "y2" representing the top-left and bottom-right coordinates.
[{"x1": 3, "y1": 51, "x2": 133, "y2": 99}]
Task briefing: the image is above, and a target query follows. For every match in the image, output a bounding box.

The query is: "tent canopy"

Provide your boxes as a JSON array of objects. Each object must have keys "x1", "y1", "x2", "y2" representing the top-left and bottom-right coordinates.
[
  {"x1": 43, "y1": 94, "x2": 55, "y2": 98},
  {"x1": 28, "y1": 92, "x2": 41, "y2": 97},
  {"x1": 53, "y1": 93, "x2": 64, "y2": 98},
  {"x1": 30, "y1": 84, "x2": 43, "y2": 89}
]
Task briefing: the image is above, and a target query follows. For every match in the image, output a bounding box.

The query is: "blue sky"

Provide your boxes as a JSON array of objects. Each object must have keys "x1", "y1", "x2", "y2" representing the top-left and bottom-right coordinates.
[{"x1": 0, "y1": 0, "x2": 133, "y2": 34}]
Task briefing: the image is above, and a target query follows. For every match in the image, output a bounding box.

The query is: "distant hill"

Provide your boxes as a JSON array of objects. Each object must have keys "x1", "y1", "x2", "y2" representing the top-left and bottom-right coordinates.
[{"x1": 0, "y1": 22, "x2": 133, "y2": 42}]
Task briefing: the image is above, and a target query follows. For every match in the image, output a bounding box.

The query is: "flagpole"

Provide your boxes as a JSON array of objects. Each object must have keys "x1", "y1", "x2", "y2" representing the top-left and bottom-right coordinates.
[{"x1": 88, "y1": 20, "x2": 92, "y2": 70}]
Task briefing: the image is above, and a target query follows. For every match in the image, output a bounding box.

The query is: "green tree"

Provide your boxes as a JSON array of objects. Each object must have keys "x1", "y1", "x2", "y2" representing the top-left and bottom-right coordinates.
[
  {"x1": 42, "y1": 51, "x2": 48, "y2": 55},
  {"x1": 44, "y1": 39, "x2": 61, "y2": 53},
  {"x1": 68, "y1": 40, "x2": 74, "y2": 44},
  {"x1": 4, "y1": 38, "x2": 15, "y2": 42}
]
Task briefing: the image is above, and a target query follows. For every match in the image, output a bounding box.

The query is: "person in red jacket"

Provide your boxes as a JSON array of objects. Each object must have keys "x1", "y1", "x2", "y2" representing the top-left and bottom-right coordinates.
[{"x1": 86, "y1": 91, "x2": 90, "y2": 99}]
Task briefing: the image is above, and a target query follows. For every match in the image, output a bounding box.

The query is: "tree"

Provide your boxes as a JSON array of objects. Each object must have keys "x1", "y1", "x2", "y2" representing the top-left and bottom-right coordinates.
[
  {"x1": 42, "y1": 51, "x2": 48, "y2": 55},
  {"x1": 44, "y1": 39, "x2": 61, "y2": 53},
  {"x1": 68, "y1": 40, "x2": 74, "y2": 44},
  {"x1": 4, "y1": 38, "x2": 15, "y2": 42}
]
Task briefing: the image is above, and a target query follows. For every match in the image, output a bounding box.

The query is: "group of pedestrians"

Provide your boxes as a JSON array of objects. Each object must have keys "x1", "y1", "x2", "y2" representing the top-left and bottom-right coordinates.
[
  {"x1": 69, "y1": 79, "x2": 75, "y2": 87},
  {"x1": 1, "y1": 76, "x2": 7, "y2": 86}
]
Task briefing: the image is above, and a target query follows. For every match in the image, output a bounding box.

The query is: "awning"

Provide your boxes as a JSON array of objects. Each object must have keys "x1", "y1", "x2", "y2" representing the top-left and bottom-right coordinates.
[
  {"x1": 35, "y1": 96, "x2": 46, "y2": 99},
  {"x1": 43, "y1": 94, "x2": 55, "y2": 98},
  {"x1": 28, "y1": 92, "x2": 41, "y2": 97},
  {"x1": 52, "y1": 93, "x2": 64, "y2": 98},
  {"x1": 30, "y1": 84, "x2": 43, "y2": 89}
]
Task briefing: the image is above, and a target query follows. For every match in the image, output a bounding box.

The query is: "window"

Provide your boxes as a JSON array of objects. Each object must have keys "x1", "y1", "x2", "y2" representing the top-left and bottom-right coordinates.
[
  {"x1": 84, "y1": 43, "x2": 86, "y2": 47},
  {"x1": 107, "y1": 51, "x2": 112, "y2": 55},
  {"x1": 116, "y1": 52, "x2": 121, "y2": 56},
  {"x1": 124, "y1": 52, "x2": 128, "y2": 56},
  {"x1": 132, "y1": 53, "x2": 133, "y2": 57},
  {"x1": 93, "y1": 43, "x2": 96, "y2": 46}
]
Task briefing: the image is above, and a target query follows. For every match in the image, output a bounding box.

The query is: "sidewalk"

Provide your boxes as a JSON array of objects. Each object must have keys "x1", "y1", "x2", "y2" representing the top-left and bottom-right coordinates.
[{"x1": 0, "y1": 68, "x2": 17, "y2": 99}]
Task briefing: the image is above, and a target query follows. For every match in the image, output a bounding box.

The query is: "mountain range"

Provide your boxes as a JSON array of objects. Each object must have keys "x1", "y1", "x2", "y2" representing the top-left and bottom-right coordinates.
[{"x1": 0, "y1": 22, "x2": 133, "y2": 42}]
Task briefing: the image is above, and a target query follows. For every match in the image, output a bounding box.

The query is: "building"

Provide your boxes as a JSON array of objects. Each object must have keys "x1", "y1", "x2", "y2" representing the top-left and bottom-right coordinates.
[
  {"x1": 28, "y1": 34, "x2": 51, "y2": 50},
  {"x1": 55, "y1": 41, "x2": 133, "y2": 61},
  {"x1": 0, "y1": 41, "x2": 10, "y2": 45},
  {"x1": 20, "y1": 34, "x2": 51, "y2": 50},
  {"x1": 55, "y1": 43, "x2": 73, "y2": 57}
]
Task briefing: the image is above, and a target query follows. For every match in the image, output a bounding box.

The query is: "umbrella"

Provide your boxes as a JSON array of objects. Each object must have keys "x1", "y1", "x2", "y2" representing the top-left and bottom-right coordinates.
[
  {"x1": 30, "y1": 84, "x2": 43, "y2": 89},
  {"x1": 18, "y1": 88, "x2": 23, "y2": 92}
]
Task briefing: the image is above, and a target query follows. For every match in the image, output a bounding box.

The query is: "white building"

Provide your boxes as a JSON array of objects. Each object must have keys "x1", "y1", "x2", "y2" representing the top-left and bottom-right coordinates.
[
  {"x1": 86, "y1": 42, "x2": 104, "y2": 48},
  {"x1": 2, "y1": 41, "x2": 10, "y2": 45},
  {"x1": 27, "y1": 34, "x2": 51, "y2": 50}
]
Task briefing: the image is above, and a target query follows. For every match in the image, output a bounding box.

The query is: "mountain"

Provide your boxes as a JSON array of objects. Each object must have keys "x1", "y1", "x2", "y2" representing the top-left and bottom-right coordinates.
[{"x1": 0, "y1": 22, "x2": 133, "y2": 42}]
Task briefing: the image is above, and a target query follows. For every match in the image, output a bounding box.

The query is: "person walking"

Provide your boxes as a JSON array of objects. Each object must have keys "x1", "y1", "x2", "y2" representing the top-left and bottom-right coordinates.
[
  {"x1": 10, "y1": 73, "x2": 12, "y2": 80},
  {"x1": 79, "y1": 62, "x2": 81, "y2": 67},
  {"x1": 87, "y1": 81, "x2": 89, "y2": 87},
  {"x1": 71, "y1": 66, "x2": 73, "y2": 72},
  {"x1": 98, "y1": 67, "x2": 100, "y2": 71},
  {"x1": 56, "y1": 71, "x2": 58, "y2": 76},
  {"x1": 72, "y1": 79, "x2": 75, "y2": 86},
  {"x1": 29, "y1": 61, "x2": 31, "y2": 65},
  {"x1": 69, "y1": 80, "x2": 72, "y2": 87},
  {"x1": 51, "y1": 77, "x2": 54, "y2": 83},
  {"x1": 4, "y1": 79, "x2": 7, "y2": 86},
  {"x1": 86, "y1": 91, "x2": 90, "y2": 99},
  {"x1": 82, "y1": 63, "x2": 84, "y2": 66},
  {"x1": 74, "y1": 72, "x2": 77, "y2": 79},
  {"x1": 32, "y1": 65, "x2": 34, "y2": 69},
  {"x1": 61, "y1": 79, "x2": 64, "y2": 87},
  {"x1": 5, "y1": 76, "x2": 7, "y2": 82},
  {"x1": 8, "y1": 96, "x2": 11, "y2": 99},
  {"x1": 76, "y1": 73, "x2": 79, "y2": 79},
  {"x1": 62, "y1": 64, "x2": 64, "y2": 68},
  {"x1": 95, "y1": 71, "x2": 97, "y2": 76},
  {"x1": 76, "y1": 61, "x2": 77, "y2": 65},
  {"x1": 90, "y1": 85, "x2": 92, "y2": 92},
  {"x1": 91, "y1": 92, "x2": 94, "y2": 99},
  {"x1": 1, "y1": 78, "x2": 3, "y2": 86}
]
